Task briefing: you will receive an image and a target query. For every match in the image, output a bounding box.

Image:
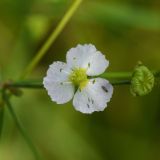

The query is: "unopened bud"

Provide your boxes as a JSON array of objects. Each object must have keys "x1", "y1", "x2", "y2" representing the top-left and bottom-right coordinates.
[{"x1": 130, "y1": 63, "x2": 154, "y2": 96}]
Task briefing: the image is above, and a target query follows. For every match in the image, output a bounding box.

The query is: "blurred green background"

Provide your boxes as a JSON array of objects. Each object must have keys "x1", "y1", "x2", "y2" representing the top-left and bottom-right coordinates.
[{"x1": 0, "y1": 0, "x2": 160, "y2": 159}]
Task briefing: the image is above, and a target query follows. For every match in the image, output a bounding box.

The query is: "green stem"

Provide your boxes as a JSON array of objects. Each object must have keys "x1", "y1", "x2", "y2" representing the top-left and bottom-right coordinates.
[
  {"x1": 100, "y1": 72, "x2": 132, "y2": 80},
  {"x1": 6, "y1": 71, "x2": 160, "y2": 89},
  {"x1": 10, "y1": 81, "x2": 43, "y2": 89},
  {"x1": 21, "y1": 0, "x2": 83, "y2": 79},
  {"x1": 2, "y1": 91, "x2": 42, "y2": 160},
  {"x1": 7, "y1": 72, "x2": 133, "y2": 89},
  {"x1": 8, "y1": 79, "x2": 131, "y2": 89},
  {"x1": 153, "y1": 70, "x2": 160, "y2": 77},
  {"x1": 0, "y1": 107, "x2": 4, "y2": 140},
  {"x1": 0, "y1": 90, "x2": 5, "y2": 140},
  {"x1": 111, "y1": 80, "x2": 131, "y2": 85}
]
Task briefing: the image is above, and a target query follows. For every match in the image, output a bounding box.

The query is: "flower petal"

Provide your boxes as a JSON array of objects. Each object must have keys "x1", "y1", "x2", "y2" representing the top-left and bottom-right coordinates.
[
  {"x1": 66, "y1": 44, "x2": 109, "y2": 76},
  {"x1": 43, "y1": 61, "x2": 75, "y2": 104},
  {"x1": 86, "y1": 51, "x2": 109, "y2": 76},
  {"x1": 43, "y1": 80, "x2": 75, "y2": 104},
  {"x1": 73, "y1": 78, "x2": 113, "y2": 114},
  {"x1": 45, "y1": 61, "x2": 71, "y2": 82}
]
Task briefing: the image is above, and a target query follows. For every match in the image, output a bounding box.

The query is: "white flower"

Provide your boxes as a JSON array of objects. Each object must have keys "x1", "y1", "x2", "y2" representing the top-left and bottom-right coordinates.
[{"x1": 43, "y1": 44, "x2": 113, "y2": 114}]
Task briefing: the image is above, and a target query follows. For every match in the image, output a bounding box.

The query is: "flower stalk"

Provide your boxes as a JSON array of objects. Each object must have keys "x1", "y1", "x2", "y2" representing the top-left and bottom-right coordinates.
[
  {"x1": 21, "y1": 0, "x2": 83, "y2": 79},
  {"x1": 0, "y1": 107, "x2": 4, "y2": 140},
  {"x1": 2, "y1": 90, "x2": 42, "y2": 160},
  {"x1": 2, "y1": 72, "x2": 131, "y2": 90},
  {"x1": 7, "y1": 78, "x2": 130, "y2": 89},
  {"x1": 4, "y1": 71, "x2": 160, "y2": 90}
]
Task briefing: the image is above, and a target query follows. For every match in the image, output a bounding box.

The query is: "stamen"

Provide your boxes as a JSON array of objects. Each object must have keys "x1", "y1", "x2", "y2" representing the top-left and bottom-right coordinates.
[{"x1": 69, "y1": 68, "x2": 88, "y2": 90}]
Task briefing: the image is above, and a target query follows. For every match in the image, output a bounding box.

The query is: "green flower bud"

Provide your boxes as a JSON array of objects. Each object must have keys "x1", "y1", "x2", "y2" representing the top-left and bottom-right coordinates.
[{"x1": 130, "y1": 63, "x2": 155, "y2": 96}]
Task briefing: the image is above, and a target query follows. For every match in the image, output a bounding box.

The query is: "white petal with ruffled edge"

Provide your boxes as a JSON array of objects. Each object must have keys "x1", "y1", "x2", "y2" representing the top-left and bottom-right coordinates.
[
  {"x1": 43, "y1": 61, "x2": 75, "y2": 104},
  {"x1": 86, "y1": 51, "x2": 109, "y2": 76},
  {"x1": 73, "y1": 78, "x2": 113, "y2": 114},
  {"x1": 45, "y1": 61, "x2": 71, "y2": 82},
  {"x1": 66, "y1": 44, "x2": 109, "y2": 76}
]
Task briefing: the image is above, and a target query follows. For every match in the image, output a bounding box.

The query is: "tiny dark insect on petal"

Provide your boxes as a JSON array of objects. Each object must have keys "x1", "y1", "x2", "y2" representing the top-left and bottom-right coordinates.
[
  {"x1": 60, "y1": 68, "x2": 62, "y2": 72},
  {"x1": 92, "y1": 79, "x2": 96, "y2": 84},
  {"x1": 102, "y1": 86, "x2": 108, "y2": 92},
  {"x1": 91, "y1": 99, "x2": 94, "y2": 104},
  {"x1": 87, "y1": 104, "x2": 90, "y2": 108}
]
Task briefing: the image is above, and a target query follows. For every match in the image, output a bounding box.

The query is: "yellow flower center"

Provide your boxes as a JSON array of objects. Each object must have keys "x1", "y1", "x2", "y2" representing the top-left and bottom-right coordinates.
[{"x1": 69, "y1": 68, "x2": 88, "y2": 90}]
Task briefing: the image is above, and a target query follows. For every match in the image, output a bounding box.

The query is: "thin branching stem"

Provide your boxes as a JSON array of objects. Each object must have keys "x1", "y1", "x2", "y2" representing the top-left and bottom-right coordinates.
[
  {"x1": 2, "y1": 91, "x2": 42, "y2": 160},
  {"x1": 8, "y1": 79, "x2": 131, "y2": 89},
  {"x1": 10, "y1": 81, "x2": 43, "y2": 89},
  {"x1": 0, "y1": 89, "x2": 5, "y2": 140},
  {"x1": 0, "y1": 107, "x2": 4, "y2": 140},
  {"x1": 5, "y1": 71, "x2": 160, "y2": 89},
  {"x1": 100, "y1": 72, "x2": 132, "y2": 79},
  {"x1": 21, "y1": 0, "x2": 83, "y2": 79},
  {"x1": 7, "y1": 72, "x2": 133, "y2": 89}
]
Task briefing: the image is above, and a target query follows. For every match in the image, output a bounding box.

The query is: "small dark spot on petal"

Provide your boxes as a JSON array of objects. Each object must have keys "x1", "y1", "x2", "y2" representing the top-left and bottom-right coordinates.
[
  {"x1": 60, "y1": 68, "x2": 62, "y2": 72},
  {"x1": 60, "y1": 82, "x2": 63, "y2": 85},
  {"x1": 87, "y1": 104, "x2": 90, "y2": 108},
  {"x1": 91, "y1": 99, "x2": 94, "y2": 104},
  {"x1": 102, "y1": 86, "x2": 108, "y2": 92},
  {"x1": 73, "y1": 57, "x2": 76, "y2": 60},
  {"x1": 88, "y1": 62, "x2": 90, "y2": 68},
  {"x1": 92, "y1": 79, "x2": 96, "y2": 84},
  {"x1": 88, "y1": 97, "x2": 90, "y2": 102}
]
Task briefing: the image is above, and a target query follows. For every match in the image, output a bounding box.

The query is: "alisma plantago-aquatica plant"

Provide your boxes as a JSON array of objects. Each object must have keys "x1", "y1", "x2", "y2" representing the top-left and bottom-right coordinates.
[{"x1": 0, "y1": 0, "x2": 159, "y2": 160}]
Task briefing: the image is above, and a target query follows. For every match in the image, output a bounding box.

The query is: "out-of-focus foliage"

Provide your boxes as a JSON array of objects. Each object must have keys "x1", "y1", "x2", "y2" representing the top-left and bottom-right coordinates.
[{"x1": 0, "y1": 0, "x2": 160, "y2": 160}]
